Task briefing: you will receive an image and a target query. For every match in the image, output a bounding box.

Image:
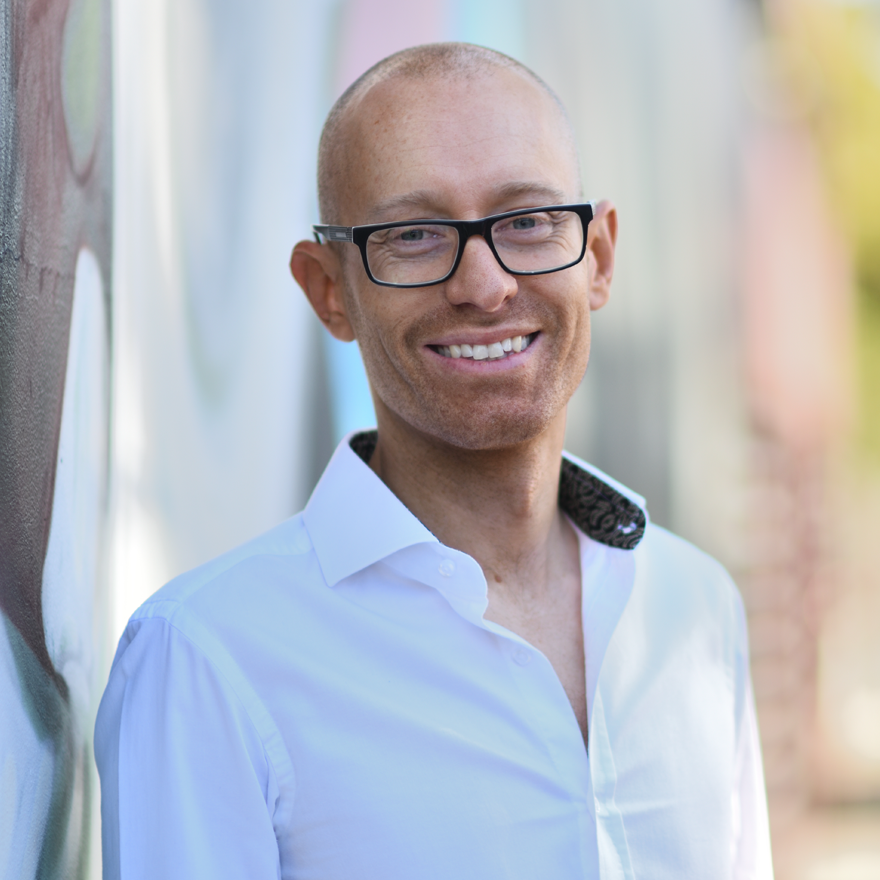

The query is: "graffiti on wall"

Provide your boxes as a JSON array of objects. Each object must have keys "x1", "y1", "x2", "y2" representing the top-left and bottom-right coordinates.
[{"x1": 0, "y1": 0, "x2": 112, "y2": 876}]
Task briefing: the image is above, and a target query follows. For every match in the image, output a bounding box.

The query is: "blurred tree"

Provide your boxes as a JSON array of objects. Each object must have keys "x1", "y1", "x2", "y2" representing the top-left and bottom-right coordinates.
[{"x1": 778, "y1": 2, "x2": 880, "y2": 459}]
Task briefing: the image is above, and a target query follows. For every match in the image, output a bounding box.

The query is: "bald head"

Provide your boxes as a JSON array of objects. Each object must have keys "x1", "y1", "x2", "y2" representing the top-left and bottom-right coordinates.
[{"x1": 317, "y1": 42, "x2": 579, "y2": 225}]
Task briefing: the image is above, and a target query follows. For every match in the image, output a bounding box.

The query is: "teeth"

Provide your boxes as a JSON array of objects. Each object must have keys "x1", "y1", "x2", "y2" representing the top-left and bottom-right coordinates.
[{"x1": 436, "y1": 334, "x2": 534, "y2": 360}]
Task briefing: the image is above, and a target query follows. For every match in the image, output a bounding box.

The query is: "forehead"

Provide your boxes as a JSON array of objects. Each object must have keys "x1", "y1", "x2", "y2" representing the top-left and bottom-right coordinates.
[{"x1": 336, "y1": 69, "x2": 580, "y2": 223}]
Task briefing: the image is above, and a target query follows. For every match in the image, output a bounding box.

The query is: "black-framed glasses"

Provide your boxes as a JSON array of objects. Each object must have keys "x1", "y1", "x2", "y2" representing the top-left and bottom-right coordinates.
[{"x1": 312, "y1": 202, "x2": 595, "y2": 289}]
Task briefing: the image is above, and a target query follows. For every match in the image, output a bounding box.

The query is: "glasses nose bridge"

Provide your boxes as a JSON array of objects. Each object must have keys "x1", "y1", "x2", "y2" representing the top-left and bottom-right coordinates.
[{"x1": 456, "y1": 216, "x2": 501, "y2": 265}]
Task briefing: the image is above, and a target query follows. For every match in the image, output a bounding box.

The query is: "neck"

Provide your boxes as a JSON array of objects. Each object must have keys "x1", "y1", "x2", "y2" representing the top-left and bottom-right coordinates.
[{"x1": 369, "y1": 405, "x2": 573, "y2": 601}]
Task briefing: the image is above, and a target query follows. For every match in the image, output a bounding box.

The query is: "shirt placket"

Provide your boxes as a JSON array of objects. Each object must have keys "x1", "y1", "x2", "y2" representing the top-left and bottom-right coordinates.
[
  {"x1": 578, "y1": 530, "x2": 638, "y2": 880},
  {"x1": 428, "y1": 542, "x2": 599, "y2": 877}
]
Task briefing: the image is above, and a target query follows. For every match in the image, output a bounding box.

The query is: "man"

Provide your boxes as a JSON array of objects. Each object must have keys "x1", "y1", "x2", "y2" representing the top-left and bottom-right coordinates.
[{"x1": 96, "y1": 43, "x2": 773, "y2": 879}]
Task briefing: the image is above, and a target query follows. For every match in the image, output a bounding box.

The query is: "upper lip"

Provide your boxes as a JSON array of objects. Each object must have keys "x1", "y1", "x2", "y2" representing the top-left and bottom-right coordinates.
[{"x1": 426, "y1": 329, "x2": 538, "y2": 347}]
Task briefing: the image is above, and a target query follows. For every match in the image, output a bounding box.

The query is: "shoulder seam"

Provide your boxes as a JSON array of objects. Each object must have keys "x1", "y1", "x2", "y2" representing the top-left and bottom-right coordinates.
[{"x1": 125, "y1": 613, "x2": 296, "y2": 819}]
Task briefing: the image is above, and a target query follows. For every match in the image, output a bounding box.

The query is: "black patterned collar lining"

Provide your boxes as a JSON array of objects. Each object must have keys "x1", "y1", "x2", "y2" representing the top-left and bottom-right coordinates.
[{"x1": 350, "y1": 430, "x2": 646, "y2": 551}]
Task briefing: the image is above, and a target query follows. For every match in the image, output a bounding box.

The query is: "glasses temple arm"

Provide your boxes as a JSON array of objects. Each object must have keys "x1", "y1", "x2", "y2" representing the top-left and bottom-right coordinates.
[{"x1": 312, "y1": 225, "x2": 354, "y2": 243}]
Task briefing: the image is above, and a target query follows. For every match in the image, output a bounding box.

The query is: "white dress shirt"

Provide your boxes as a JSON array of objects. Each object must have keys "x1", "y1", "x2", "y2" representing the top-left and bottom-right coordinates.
[{"x1": 96, "y1": 431, "x2": 773, "y2": 880}]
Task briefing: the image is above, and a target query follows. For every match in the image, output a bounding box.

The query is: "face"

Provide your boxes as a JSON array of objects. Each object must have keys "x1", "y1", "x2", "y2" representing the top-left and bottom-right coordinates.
[{"x1": 299, "y1": 69, "x2": 614, "y2": 451}]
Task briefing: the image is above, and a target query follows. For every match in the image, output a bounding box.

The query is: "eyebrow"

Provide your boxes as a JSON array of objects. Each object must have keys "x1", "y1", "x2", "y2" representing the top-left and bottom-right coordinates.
[
  {"x1": 364, "y1": 182, "x2": 572, "y2": 224},
  {"x1": 365, "y1": 191, "x2": 444, "y2": 222}
]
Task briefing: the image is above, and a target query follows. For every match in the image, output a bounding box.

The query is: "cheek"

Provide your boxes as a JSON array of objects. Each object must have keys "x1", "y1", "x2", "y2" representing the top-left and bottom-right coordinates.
[
  {"x1": 563, "y1": 312, "x2": 591, "y2": 386},
  {"x1": 339, "y1": 265, "x2": 386, "y2": 348},
  {"x1": 547, "y1": 273, "x2": 591, "y2": 347},
  {"x1": 554, "y1": 281, "x2": 592, "y2": 380},
  {"x1": 341, "y1": 286, "x2": 413, "y2": 388},
  {"x1": 577, "y1": 314, "x2": 592, "y2": 374}
]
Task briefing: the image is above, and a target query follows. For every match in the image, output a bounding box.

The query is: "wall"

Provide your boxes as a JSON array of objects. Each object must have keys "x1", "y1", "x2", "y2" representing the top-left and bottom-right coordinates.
[
  {"x1": 0, "y1": 0, "x2": 112, "y2": 876},
  {"x1": 109, "y1": 0, "x2": 328, "y2": 636}
]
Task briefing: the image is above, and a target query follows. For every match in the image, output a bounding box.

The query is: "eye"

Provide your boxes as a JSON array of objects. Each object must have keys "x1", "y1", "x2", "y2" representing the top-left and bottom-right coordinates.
[
  {"x1": 398, "y1": 227, "x2": 427, "y2": 242},
  {"x1": 511, "y1": 216, "x2": 537, "y2": 230}
]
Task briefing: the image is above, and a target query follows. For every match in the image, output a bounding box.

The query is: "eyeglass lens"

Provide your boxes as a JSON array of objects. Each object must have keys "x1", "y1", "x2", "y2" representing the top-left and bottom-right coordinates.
[{"x1": 364, "y1": 209, "x2": 584, "y2": 286}]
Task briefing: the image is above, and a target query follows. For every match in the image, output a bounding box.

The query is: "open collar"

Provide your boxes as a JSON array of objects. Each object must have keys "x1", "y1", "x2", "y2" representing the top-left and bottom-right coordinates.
[{"x1": 303, "y1": 430, "x2": 647, "y2": 588}]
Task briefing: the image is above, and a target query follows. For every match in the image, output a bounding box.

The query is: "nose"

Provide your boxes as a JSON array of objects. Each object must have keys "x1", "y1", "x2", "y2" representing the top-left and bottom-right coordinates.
[{"x1": 443, "y1": 234, "x2": 518, "y2": 311}]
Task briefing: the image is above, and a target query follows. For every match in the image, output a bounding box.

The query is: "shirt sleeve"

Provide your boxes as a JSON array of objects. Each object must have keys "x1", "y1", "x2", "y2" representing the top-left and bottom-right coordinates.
[
  {"x1": 731, "y1": 596, "x2": 775, "y2": 880},
  {"x1": 95, "y1": 615, "x2": 282, "y2": 880}
]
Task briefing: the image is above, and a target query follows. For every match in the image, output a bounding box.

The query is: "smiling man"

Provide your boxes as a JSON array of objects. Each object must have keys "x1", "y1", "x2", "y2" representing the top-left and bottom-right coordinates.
[{"x1": 96, "y1": 43, "x2": 773, "y2": 880}]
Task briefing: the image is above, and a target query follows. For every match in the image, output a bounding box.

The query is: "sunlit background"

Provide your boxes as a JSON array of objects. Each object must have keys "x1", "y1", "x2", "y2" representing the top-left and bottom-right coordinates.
[
  {"x1": 1, "y1": 0, "x2": 878, "y2": 878},
  {"x1": 111, "y1": 1, "x2": 880, "y2": 878}
]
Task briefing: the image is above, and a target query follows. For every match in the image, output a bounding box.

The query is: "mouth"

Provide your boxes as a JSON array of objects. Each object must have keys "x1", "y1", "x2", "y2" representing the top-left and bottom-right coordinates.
[{"x1": 429, "y1": 333, "x2": 538, "y2": 361}]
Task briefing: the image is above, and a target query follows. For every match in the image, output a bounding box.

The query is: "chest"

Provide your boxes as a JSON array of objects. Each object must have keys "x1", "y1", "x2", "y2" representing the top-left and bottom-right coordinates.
[
  {"x1": 484, "y1": 576, "x2": 588, "y2": 744},
  {"x1": 272, "y1": 584, "x2": 596, "y2": 878},
  {"x1": 236, "y1": 547, "x2": 740, "y2": 880},
  {"x1": 253, "y1": 573, "x2": 737, "y2": 880}
]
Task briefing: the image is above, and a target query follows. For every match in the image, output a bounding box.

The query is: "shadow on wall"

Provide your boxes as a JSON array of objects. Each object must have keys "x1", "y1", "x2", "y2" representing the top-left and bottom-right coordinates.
[{"x1": 0, "y1": 0, "x2": 112, "y2": 877}]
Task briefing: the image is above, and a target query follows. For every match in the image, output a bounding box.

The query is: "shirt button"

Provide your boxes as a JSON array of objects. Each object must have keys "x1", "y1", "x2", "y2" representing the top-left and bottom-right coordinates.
[
  {"x1": 513, "y1": 648, "x2": 531, "y2": 666},
  {"x1": 438, "y1": 559, "x2": 455, "y2": 577}
]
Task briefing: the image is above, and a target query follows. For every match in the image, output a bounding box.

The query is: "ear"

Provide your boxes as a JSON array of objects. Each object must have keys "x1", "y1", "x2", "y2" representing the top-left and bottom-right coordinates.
[
  {"x1": 289, "y1": 240, "x2": 356, "y2": 342},
  {"x1": 586, "y1": 200, "x2": 617, "y2": 311}
]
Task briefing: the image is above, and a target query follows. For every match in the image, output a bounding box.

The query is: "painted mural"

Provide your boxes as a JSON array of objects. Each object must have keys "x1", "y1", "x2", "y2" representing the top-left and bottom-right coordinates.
[
  {"x1": 0, "y1": 0, "x2": 112, "y2": 877},
  {"x1": 0, "y1": 1, "x2": 877, "y2": 878}
]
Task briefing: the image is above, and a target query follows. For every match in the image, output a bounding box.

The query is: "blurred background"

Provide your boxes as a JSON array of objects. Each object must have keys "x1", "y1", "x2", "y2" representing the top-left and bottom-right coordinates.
[{"x1": 1, "y1": 0, "x2": 879, "y2": 877}]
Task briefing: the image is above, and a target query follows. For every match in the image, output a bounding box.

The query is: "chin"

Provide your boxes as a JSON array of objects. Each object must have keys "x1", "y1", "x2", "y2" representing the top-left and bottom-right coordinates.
[
  {"x1": 407, "y1": 398, "x2": 561, "y2": 452},
  {"x1": 373, "y1": 357, "x2": 584, "y2": 452}
]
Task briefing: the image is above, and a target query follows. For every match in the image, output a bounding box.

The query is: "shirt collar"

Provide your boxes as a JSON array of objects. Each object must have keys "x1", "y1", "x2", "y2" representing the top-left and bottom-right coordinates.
[{"x1": 303, "y1": 430, "x2": 647, "y2": 588}]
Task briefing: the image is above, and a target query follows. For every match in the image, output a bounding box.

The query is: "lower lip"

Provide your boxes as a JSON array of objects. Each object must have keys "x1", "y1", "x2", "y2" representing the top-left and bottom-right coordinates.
[{"x1": 426, "y1": 335, "x2": 540, "y2": 372}]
